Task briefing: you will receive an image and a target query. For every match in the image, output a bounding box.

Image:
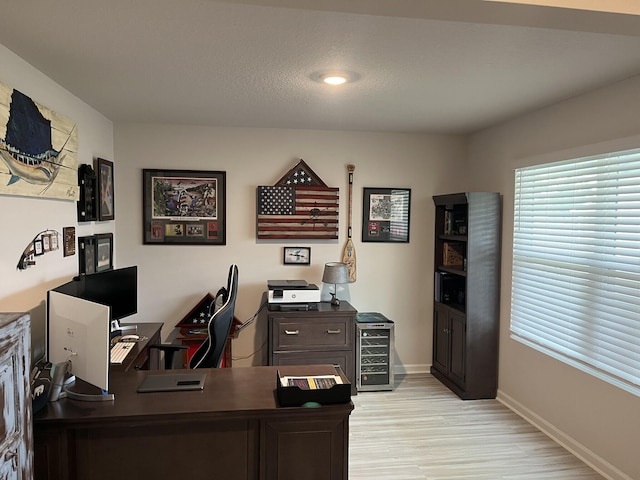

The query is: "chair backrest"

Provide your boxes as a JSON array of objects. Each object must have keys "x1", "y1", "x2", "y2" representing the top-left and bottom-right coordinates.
[{"x1": 189, "y1": 264, "x2": 239, "y2": 369}]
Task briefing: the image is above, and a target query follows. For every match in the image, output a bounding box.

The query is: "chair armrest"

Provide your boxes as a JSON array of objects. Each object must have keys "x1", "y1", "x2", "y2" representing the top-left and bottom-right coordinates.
[{"x1": 149, "y1": 344, "x2": 188, "y2": 369}]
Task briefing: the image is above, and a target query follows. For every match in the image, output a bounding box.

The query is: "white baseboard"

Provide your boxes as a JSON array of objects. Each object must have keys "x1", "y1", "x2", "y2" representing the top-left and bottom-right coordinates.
[
  {"x1": 394, "y1": 363, "x2": 430, "y2": 375},
  {"x1": 497, "y1": 390, "x2": 633, "y2": 480}
]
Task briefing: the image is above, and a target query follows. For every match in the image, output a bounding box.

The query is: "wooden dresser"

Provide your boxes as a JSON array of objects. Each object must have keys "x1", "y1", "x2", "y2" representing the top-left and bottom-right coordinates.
[
  {"x1": 0, "y1": 312, "x2": 33, "y2": 480},
  {"x1": 267, "y1": 300, "x2": 357, "y2": 394}
]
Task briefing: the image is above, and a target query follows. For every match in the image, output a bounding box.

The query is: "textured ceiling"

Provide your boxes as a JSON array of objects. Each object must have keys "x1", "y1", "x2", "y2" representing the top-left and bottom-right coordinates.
[{"x1": 1, "y1": 0, "x2": 640, "y2": 134}]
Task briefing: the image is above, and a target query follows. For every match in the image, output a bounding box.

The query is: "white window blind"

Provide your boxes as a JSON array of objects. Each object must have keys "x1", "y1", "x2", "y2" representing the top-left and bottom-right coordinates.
[{"x1": 511, "y1": 148, "x2": 640, "y2": 396}]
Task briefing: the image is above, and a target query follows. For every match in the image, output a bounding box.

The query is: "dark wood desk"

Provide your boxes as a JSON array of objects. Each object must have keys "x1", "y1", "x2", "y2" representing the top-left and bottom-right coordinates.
[
  {"x1": 112, "y1": 322, "x2": 163, "y2": 371},
  {"x1": 34, "y1": 365, "x2": 353, "y2": 480}
]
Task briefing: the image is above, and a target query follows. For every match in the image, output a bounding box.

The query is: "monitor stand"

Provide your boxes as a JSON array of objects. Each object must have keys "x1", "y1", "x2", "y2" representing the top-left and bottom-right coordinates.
[
  {"x1": 111, "y1": 319, "x2": 137, "y2": 335},
  {"x1": 49, "y1": 360, "x2": 115, "y2": 402}
]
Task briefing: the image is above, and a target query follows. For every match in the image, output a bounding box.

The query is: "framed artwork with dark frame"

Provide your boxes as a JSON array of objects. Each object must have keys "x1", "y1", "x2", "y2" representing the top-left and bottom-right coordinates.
[
  {"x1": 95, "y1": 233, "x2": 113, "y2": 272},
  {"x1": 362, "y1": 187, "x2": 411, "y2": 243},
  {"x1": 78, "y1": 235, "x2": 96, "y2": 274},
  {"x1": 283, "y1": 246, "x2": 311, "y2": 265},
  {"x1": 143, "y1": 169, "x2": 226, "y2": 245},
  {"x1": 96, "y1": 158, "x2": 115, "y2": 221},
  {"x1": 33, "y1": 239, "x2": 44, "y2": 256},
  {"x1": 63, "y1": 226, "x2": 76, "y2": 257},
  {"x1": 78, "y1": 233, "x2": 113, "y2": 274}
]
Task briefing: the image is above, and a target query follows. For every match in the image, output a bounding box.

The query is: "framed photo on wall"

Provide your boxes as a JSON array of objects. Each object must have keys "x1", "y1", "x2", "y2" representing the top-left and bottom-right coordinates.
[
  {"x1": 96, "y1": 158, "x2": 115, "y2": 221},
  {"x1": 78, "y1": 235, "x2": 96, "y2": 274},
  {"x1": 283, "y1": 246, "x2": 311, "y2": 265},
  {"x1": 143, "y1": 169, "x2": 226, "y2": 245},
  {"x1": 95, "y1": 233, "x2": 113, "y2": 272},
  {"x1": 362, "y1": 187, "x2": 411, "y2": 243}
]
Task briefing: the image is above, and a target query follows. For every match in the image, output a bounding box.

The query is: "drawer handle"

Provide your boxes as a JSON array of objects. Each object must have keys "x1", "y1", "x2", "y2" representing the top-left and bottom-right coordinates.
[
  {"x1": 284, "y1": 330, "x2": 300, "y2": 335},
  {"x1": 327, "y1": 329, "x2": 341, "y2": 334}
]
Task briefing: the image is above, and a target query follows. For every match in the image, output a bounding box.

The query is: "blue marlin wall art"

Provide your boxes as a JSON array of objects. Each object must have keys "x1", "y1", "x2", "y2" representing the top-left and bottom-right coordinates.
[{"x1": 0, "y1": 80, "x2": 78, "y2": 200}]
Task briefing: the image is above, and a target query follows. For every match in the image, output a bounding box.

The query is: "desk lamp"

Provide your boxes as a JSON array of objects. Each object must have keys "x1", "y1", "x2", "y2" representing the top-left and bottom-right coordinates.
[{"x1": 322, "y1": 262, "x2": 349, "y2": 306}]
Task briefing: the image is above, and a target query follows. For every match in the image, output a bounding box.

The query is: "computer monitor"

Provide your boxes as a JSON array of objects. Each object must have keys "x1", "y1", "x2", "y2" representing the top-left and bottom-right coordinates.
[
  {"x1": 47, "y1": 290, "x2": 113, "y2": 401},
  {"x1": 30, "y1": 302, "x2": 48, "y2": 368},
  {"x1": 53, "y1": 266, "x2": 138, "y2": 330}
]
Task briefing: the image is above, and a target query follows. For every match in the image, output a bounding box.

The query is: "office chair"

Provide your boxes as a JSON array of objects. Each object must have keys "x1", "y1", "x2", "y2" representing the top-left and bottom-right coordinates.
[{"x1": 151, "y1": 264, "x2": 239, "y2": 369}]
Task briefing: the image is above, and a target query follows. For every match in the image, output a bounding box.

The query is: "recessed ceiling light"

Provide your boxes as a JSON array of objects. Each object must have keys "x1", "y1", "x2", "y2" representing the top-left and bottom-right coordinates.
[
  {"x1": 310, "y1": 71, "x2": 360, "y2": 85},
  {"x1": 322, "y1": 75, "x2": 347, "y2": 85}
]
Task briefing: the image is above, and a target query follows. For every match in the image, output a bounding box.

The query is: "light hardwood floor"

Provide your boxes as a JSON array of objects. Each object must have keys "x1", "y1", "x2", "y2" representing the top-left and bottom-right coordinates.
[{"x1": 349, "y1": 374, "x2": 604, "y2": 479}]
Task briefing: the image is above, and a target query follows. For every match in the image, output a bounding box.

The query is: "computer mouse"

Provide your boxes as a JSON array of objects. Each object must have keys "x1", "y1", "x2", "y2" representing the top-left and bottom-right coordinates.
[{"x1": 120, "y1": 334, "x2": 140, "y2": 342}]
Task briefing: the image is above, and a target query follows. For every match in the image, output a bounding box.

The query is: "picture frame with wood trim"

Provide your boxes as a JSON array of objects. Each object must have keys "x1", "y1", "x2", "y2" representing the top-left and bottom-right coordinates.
[
  {"x1": 362, "y1": 187, "x2": 411, "y2": 243},
  {"x1": 96, "y1": 158, "x2": 115, "y2": 221},
  {"x1": 143, "y1": 169, "x2": 226, "y2": 245}
]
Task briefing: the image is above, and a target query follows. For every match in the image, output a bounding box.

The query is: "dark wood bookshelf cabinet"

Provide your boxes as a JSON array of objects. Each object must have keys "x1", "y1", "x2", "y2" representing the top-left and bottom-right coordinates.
[{"x1": 432, "y1": 192, "x2": 501, "y2": 399}]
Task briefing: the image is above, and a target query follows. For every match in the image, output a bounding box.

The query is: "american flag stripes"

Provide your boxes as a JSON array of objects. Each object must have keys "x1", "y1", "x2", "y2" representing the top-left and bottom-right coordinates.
[{"x1": 257, "y1": 185, "x2": 339, "y2": 239}]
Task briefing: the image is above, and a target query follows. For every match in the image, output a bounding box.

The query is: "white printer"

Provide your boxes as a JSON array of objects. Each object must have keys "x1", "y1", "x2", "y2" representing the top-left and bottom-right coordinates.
[{"x1": 267, "y1": 280, "x2": 321, "y2": 310}]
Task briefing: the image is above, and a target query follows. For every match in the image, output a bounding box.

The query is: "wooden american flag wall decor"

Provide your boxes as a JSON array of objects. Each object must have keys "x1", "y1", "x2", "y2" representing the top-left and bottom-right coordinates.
[{"x1": 256, "y1": 159, "x2": 339, "y2": 240}]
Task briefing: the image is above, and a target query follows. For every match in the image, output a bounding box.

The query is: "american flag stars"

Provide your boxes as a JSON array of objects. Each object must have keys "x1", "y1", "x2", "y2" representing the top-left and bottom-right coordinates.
[
  {"x1": 258, "y1": 186, "x2": 295, "y2": 215},
  {"x1": 284, "y1": 169, "x2": 314, "y2": 185}
]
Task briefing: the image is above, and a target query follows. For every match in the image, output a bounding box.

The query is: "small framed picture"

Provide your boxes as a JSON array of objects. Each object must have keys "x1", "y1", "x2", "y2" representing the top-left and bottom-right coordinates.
[
  {"x1": 95, "y1": 233, "x2": 113, "y2": 272},
  {"x1": 50, "y1": 232, "x2": 59, "y2": 251},
  {"x1": 78, "y1": 236, "x2": 96, "y2": 274},
  {"x1": 96, "y1": 157, "x2": 115, "y2": 221},
  {"x1": 283, "y1": 246, "x2": 311, "y2": 265},
  {"x1": 362, "y1": 187, "x2": 411, "y2": 243},
  {"x1": 42, "y1": 234, "x2": 51, "y2": 252},
  {"x1": 34, "y1": 239, "x2": 44, "y2": 256},
  {"x1": 63, "y1": 226, "x2": 76, "y2": 257}
]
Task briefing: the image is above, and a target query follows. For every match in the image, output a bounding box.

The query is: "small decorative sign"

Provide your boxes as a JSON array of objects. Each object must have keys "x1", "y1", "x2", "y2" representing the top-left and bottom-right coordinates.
[{"x1": 63, "y1": 227, "x2": 76, "y2": 257}]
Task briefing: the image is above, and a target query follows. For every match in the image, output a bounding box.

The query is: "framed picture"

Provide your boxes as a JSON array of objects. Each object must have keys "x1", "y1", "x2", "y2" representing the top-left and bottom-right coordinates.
[
  {"x1": 362, "y1": 187, "x2": 411, "y2": 243},
  {"x1": 96, "y1": 158, "x2": 115, "y2": 221},
  {"x1": 42, "y1": 234, "x2": 51, "y2": 252},
  {"x1": 33, "y1": 239, "x2": 44, "y2": 256},
  {"x1": 283, "y1": 246, "x2": 311, "y2": 265},
  {"x1": 78, "y1": 235, "x2": 96, "y2": 274},
  {"x1": 63, "y1": 226, "x2": 76, "y2": 257},
  {"x1": 95, "y1": 233, "x2": 113, "y2": 272},
  {"x1": 143, "y1": 169, "x2": 226, "y2": 245},
  {"x1": 50, "y1": 232, "x2": 59, "y2": 251}
]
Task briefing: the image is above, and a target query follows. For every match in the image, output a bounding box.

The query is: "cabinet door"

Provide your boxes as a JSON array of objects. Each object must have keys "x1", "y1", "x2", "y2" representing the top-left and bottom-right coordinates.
[
  {"x1": 448, "y1": 309, "x2": 466, "y2": 387},
  {"x1": 262, "y1": 416, "x2": 347, "y2": 480},
  {"x1": 432, "y1": 304, "x2": 449, "y2": 374},
  {"x1": 0, "y1": 314, "x2": 32, "y2": 480}
]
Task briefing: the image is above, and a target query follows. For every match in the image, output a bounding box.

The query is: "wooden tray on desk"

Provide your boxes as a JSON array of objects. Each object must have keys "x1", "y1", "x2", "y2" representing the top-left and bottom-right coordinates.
[{"x1": 277, "y1": 366, "x2": 351, "y2": 407}]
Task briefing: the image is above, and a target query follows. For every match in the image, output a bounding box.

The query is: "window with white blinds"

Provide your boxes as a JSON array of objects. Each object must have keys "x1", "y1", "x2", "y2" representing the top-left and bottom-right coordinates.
[{"x1": 511, "y1": 148, "x2": 640, "y2": 396}]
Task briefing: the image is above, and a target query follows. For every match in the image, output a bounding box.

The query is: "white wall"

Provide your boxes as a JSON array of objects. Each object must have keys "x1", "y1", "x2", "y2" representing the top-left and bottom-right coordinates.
[
  {"x1": 0, "y1": 45, "x2": 114, "y2": 326},
  {"x1": 468, "y1": 75, "x2": 640, "y2": 480},
  {"x1": 114, "y1": 123, "x2": 466, "y2": 370}
]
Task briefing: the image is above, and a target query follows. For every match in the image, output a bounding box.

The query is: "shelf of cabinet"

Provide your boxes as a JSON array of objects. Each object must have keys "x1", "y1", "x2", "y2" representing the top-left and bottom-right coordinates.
[{"x1": 438, "y1": 266, "x2": 467, "y2": 277}]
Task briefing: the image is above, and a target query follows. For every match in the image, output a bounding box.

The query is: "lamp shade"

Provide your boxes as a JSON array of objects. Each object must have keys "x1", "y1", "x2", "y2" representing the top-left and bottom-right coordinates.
[{"x1": 322, "y1": 262, "x2": 349, "y2": 285}]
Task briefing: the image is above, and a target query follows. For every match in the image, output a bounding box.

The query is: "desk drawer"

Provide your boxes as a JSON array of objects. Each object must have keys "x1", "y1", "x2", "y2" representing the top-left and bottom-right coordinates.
[
  {"x1": 272, "y1": 317, "x2": 352, "y2": 351},
  {"x1": 272, "y1": 350, "x2": 354, "y2": 388}
]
